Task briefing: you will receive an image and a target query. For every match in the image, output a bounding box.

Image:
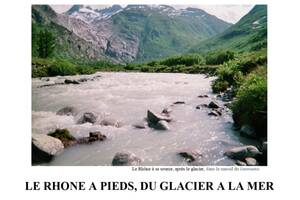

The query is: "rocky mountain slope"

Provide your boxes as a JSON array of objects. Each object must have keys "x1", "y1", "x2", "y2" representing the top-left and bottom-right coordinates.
[
  {"x1": 190, "y1": 5, "x2": 267, "y2": 53},
  {"x1": 32, "y1": 5, "x2": 232, "y2": 63}
]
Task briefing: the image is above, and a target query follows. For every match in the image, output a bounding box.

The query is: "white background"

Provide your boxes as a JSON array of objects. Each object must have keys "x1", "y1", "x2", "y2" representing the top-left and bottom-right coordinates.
[{"x1": 0, "y1": 0, "x2": 299, "y2": 199}]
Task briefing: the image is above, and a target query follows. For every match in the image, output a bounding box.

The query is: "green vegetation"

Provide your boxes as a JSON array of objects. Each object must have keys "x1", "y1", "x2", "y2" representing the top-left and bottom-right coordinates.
[
  {"x1": 32, "y1": 53, "x2": 218, "y2": 77},
  {"x1": 36, "y1": 30, "x2": 56, "y2": 58},
  {"x1": 232, "y1": 73, "x2": 267, "y2": 137},
  {"x1": 32, "y1": 58, "x2": 125, "y2": 78},
  {"x1": 205, "y1": 50, "x2": 235, "y2": 65},
  {"x1": 190, "y1": 5, "x2": 267, "y2": 54},
  {"x1": 48, "y1": 129, "x2": 76, "y2": 141},
  {"x1": 211, "y1": 48, "x2": 267, "y2": 138},
  {"x1": 111, "y1": 6, "x2": 231, "y2": 62}
]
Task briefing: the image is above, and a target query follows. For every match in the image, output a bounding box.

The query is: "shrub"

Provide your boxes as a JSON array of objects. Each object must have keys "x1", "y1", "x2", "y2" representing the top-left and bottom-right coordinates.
[
  {"x1": 212, "y1": 60, "x2": 244, "y2": 93},
  {"x1": 140, "y1": 66, "x2": 150, "y2": 72},
  {"x1": 205, "y1": 50, "x2": 235, "y2": 65},
  {"x1": 124, "y1": 64, "x2": 135, "y2": 71},
  {"x1": 77, "y1": 66, "x2": 95, "y2": 75},
  {"x1": 32, "y1": 67, "x2": 49, "y2": 78},
  {"x1": 212, "y1": 80, "x2": 229, "y2": 93},
  {"x1": 160, "y1": 54, "x2": 205, "y2": 66},
  {"x1": 48, "y1": 59, "x2": 77, "y2": 76},
  {"x1": 232, "y1": 74, "x2": 267, "y2": 137}
]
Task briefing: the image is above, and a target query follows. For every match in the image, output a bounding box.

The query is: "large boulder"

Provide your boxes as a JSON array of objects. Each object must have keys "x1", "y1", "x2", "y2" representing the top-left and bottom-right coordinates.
[
  {"x1": 78, "y1": 131, "x2": 107, "y2": 144},
  {"x1": 48, "y1": 129, "x2": 77, "y2": 147},
  {"x1": 112, "y1": 151, "x2": 141, "y2": 166},
  {"x1": 224, "y1": 145, "x2": 261, "y2": 160},
  {"x1": 178, "y1": 149, "x2": 202, "y2": 163},
  {"x1": 100, "y1": 118, "x2": 122, "y2": 128},
  {"x1": 56, "y1": 106, "x2": 78, "y2": 116},
  {"x1": 147, "y1": 110, "x2": 172, "y2": 124},
  {"x1": 77, "y1": 112, "x2": 98, "y2": 124},
  {"x1": 32, "y1": 134, "x2": 64, "y2": 164}
]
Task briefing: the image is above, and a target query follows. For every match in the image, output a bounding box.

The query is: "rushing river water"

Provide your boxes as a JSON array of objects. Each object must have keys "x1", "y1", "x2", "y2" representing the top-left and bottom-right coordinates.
[{"x1": 32, "y1": 72, "x2": 257, "y2": 166}]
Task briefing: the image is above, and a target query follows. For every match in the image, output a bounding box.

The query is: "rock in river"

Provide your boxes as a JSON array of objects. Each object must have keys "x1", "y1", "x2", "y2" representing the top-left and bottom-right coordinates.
[
  {"x1": 32, "y1": 134, "x2": 64, "y2": 164},
  {"x1": 208, "y1": 101, "x2": 220, "y2": 109},
  {"x1": 77, "y1": 112, "x2": 98, "y2": 124},
  {"x1": 178, "y1": 149, "x2": 202, "y2": 163},
  {"x1": 161, "y1": 107, "x2": 172, "y2": 115},
  {"x1": 198, "y1": 95, "x2": 208, "y2": 98},
  {"x1": 64, "y1": 79, "x2": 80, "y2": 84},
  {"x1": 245, "y1": 157, "x2": 258, "y2": 166},
  {"x1": 78, "y1": 131, "x2": 107, "y2": 144},
  {"x1": 112, "y1": 151, "x2": 141, "y2": 166},
  {"x1": 147, "y1": 110, "x2": 172, "y2": 124},
  {"x1": 173, "y1": 101, "x2": 185, "y2": 105},
  {"x1": 224, "y1": 145, "x2": 261, "y2": 160},
  {"x1": 56, "y1": 106, "x2": 78, "y2": 116},
  {"x1": 208, "y1": 110, "x2": 220, "y2": 117}
]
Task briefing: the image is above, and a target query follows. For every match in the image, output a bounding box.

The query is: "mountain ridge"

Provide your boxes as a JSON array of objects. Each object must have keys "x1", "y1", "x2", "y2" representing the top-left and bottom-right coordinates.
[
  {"x1": 32, "y1": 4, "x2": 232, "y2": 63},
  {"x1": 190, "y1": 5, "x2": 267, "y2": 54}
]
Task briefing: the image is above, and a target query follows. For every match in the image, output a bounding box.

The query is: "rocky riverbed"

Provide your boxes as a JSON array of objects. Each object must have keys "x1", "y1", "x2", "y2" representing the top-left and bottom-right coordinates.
[{"x1": 32, "y1": 72, "x2": 261, "y2": 166}]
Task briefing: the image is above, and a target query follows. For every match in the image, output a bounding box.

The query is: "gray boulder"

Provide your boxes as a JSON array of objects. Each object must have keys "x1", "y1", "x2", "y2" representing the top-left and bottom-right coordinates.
[
  {"x1": 147, "y1": 110, "x2": 172, "y2": 124},
  {"x1": 77, "y1": 112, "x2": 98, "y2": 124},
  {"x1": 112, "y1": 151, "x2": 141, "y2": 166},
  {"x1": 224, "y1": 145, "x2": 261, "y2": 160},
  {"x1": 245, "y1": 157, "x2": 258, "y2": 166},
  {"x1": 56, "y1": 106, "x2": 78, "y2": 116},
  {"x1": 32, "y1": 134, "x2": 64, "y2": 164}
]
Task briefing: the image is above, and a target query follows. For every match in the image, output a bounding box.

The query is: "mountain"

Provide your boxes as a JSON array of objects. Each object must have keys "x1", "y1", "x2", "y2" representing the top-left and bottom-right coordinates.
[
  {"x1": 190, "y1": 5, "x2": 267, "y2": 54},
  {"x1": 32, "y1": 5, "x2": 111, "y2": 62},
  {"x1": 32, "y1": 5, "x2": 232, "y2": 63}
]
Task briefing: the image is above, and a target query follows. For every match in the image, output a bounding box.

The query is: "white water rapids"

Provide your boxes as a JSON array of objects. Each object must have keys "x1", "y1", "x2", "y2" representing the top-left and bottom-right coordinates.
[{"x1": 32, "y1": 72, "x2": 257, "y2": 166}]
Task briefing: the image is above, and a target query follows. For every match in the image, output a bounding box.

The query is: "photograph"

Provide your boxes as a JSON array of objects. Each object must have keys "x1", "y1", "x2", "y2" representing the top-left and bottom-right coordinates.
[{"x1": 31, "y1": 4, "x2": 267, "y2": 166}]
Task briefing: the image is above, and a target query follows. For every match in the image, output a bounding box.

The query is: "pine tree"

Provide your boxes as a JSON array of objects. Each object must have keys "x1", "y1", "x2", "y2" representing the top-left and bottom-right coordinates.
[{"x1": 37, "y1": 30, "x2": 55, "y2": 58}]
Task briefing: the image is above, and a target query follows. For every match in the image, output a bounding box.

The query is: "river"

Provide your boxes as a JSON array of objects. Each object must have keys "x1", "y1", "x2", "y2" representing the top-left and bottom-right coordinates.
[{"x1": 32, "y1": 72, "x2": 257, "y2": 166}]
